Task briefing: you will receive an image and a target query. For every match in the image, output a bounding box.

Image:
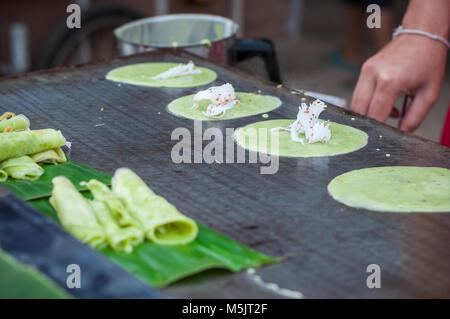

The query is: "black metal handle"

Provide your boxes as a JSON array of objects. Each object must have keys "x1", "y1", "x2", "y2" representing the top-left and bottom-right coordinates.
[{"x1": 230, "y1": 38, "x2": 282, "y2": 84}]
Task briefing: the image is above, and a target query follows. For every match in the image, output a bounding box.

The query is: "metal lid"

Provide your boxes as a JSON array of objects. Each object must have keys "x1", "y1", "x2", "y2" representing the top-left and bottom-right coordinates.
[{"x1": 114, "y1": 14, "x2": 239, "y2": 49}]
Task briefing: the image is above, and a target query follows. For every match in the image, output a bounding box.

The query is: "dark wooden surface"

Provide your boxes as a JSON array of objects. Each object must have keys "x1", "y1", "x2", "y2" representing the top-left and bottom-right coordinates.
[{"x1": 0, "y1": 51, "x2": 449, "y2": 298}]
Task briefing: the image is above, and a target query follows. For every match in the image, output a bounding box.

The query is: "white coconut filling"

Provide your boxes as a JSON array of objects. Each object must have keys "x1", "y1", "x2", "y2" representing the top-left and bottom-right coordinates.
[
  {"x1": 304, "y1": 121, "x2": 331, "y2": 144},
  {"x1": 272, "y1": 99, "x2": 331, "y2": 144},
  {"x1": 192, "y1": 83, "x2": 240, "y2": 118},
  {"x1": 150, "y1": 61, "x2": 201, "y2": 80}
]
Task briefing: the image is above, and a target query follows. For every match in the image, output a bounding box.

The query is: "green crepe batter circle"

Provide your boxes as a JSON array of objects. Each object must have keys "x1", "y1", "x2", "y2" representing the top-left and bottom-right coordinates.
[
  {"x1": 233, "y1": 119, "x2": 367, "y2": 157},
  {"x1": 105, "y1": 62, "x2": 217, "y2": 88},
  {"x1": 167, "y1": 93, "x2": 282, "y2": 121},
  {"x1": 328, "y1": 166, "x2": 450, "y2": 213}
]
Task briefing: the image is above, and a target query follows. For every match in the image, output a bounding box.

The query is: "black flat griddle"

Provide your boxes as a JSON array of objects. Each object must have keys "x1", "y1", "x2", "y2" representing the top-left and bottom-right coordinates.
[{"x1": 0, "y1": 50, "x2": 449, "y2": 298}]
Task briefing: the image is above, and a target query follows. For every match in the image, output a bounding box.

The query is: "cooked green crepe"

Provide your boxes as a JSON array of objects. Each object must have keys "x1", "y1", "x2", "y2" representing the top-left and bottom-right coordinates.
[
  {"x1": 167, "y1": 93, "x2": 282, "y2": 121},
  {"x1": 105, "y1": 62, "x2": 217, "y2": 88},
  {"x1": 0, "y1": 169, "x2": 7, "y2": 182},
  {"x1": 328, "y1": 166, "x2": 450, "y2": 212},
  {"x1": 234, "y1": 119, "x2": 368, "y2": 157},
  {"x1": 31, "y1": 147, "x2": 67, "y2": 165},
  {"x1": 50, "y1": 176, "x2": 107, "y2": 249},
  {"x1": 1, "y1": 161, "x2": 112, "y2": 201},
  {"x1": 0, "y1": 114, "x2": 30, "y2": 132},
  {"x1": 90, "y1": 200, "x2": 143, "y2": 253},
  {"x1": 85, "y1": 179, "x2": 142, "y2": 230},
  {"x1": 112, "y1": 168, "x2": 198, "y2": 245},
  {"x1": 0, "y1": 129, "x2": 66, "y2": 162},
  {"x1": 0, "y1": 156, "x2": 44, "y2": 181}
]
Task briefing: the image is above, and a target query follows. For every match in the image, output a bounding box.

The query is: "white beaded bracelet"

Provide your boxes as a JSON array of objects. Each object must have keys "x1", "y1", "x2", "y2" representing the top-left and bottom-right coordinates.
[{"x1": 393, "y1": 25, "x2": 450, "y2": 49}]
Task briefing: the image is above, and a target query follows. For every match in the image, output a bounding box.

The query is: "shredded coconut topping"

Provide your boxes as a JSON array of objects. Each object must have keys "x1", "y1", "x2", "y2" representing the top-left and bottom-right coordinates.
[
  {"x1": 273, "y1": 99, "x2": 331, "y2": 144},
  {"x1": 192, "y1": 83, "x2": 240, "y2": 118},
  {"x1": 150, "y1": 61, "x2": 201, "y2": 80}
]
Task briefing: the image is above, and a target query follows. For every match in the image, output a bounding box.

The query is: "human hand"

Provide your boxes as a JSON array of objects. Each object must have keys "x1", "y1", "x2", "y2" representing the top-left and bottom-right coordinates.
[{"x1": 350, "y1": 35, "x2": 447, "y2": 132}]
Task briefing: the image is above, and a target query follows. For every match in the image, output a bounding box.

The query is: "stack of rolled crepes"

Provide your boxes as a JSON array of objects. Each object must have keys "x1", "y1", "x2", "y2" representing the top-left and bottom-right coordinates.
[
  {"x1": 0, "y1": 112, "x2": 67, "y2": 182},
  {"x1": 50, "y1": 168, "x2": 198, "y2": 252}
]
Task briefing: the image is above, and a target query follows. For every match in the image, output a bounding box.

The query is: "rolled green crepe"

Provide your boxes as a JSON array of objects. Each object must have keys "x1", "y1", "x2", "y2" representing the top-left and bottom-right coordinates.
[
  {"x1": 50, "y1": 176, "x2": 107, "y2": 250},
  {"x1": 90, "y1": 200, "x2": 144, "y2": 253},
  {"x1": 0, "y1": 114, "x2": 30, "y2": 133},
  {"x1": 0, "y1": 169, "x2": 7, "y2": 182},
  {"x1": 31, "y1": 147, "x2": 67, "y2": 165},
  {"x1": 85, "y1": 179, "x2": 142, "y2": 230},
  {"x1": 0, "y1": 156, "x2": 44, "y2": 180},
  {"x1": 112, "y1": 168, "x2": 198, "y2": 245},
  {"x1": 0, "y1": 129, "x2": 66, "y2": 162}
]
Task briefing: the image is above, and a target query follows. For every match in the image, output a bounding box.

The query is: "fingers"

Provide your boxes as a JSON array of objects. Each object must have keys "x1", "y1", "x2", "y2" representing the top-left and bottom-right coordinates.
[
  {"x1": 351, "y1": 53, "x2": 439, "y2": 131},
  {"x1": 367, "y1": 77, "x2": 401, "y2": 123},
  {"x1": 350, "y1": 61, "x2": 376, "y2": 115},
  {"x1": 399, "y1": 89, "x2": 437, "y2": 132},
  {"x1": 352, "y1": 60, "x2": 399, "y2": 122}
]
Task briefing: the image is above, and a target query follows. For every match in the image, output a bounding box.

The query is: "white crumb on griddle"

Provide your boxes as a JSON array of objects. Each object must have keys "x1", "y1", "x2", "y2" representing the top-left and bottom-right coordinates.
[{"x1": 246, "y1": 270, "x2": 304, "y2": 299}]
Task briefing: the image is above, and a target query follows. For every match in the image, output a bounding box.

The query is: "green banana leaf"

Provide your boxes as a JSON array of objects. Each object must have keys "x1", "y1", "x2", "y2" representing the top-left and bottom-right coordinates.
[
  {"x1": 5, "y1": 158, "x2": 279, "y2": 287},
  {"x1": 30, "y1": 197, "x2": 279, "y2": 287},
  {"x1": 0, "y1": 160, "x2": 111, "y2": 200},
  {"x1": 0, "y1": 249, "x2": 71, "y2": 299}
]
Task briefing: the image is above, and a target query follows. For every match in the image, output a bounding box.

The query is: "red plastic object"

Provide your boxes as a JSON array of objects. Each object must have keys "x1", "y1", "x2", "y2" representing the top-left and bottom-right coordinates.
[{"x1": 440, "y1": 104, "x2": 450, "y2": 147}]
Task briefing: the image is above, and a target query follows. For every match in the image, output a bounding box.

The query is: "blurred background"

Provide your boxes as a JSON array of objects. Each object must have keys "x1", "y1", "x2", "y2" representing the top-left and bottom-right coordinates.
[{"x1": 0, "y1": 0, "x2": 448, "y2": 142}]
